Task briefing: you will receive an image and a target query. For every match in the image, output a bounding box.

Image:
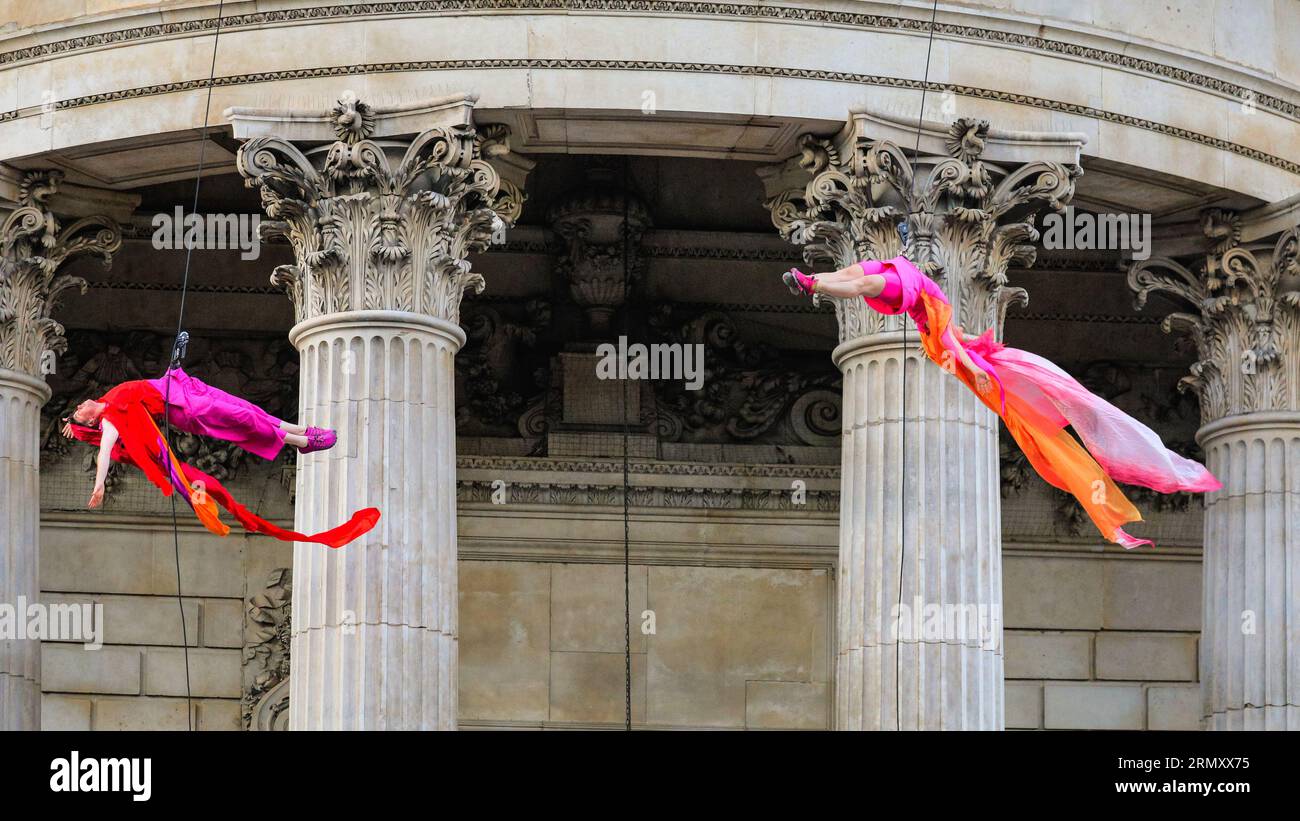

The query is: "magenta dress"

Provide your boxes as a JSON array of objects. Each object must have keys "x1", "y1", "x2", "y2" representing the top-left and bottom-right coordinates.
[{"x1": 148, "y1": 367, "x2": 288, "y2": 461}]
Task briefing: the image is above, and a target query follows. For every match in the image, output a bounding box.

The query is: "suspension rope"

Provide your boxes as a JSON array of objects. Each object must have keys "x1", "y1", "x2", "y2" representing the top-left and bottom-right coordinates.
[
  {"x1": 163, "y1": 0, "x2": 226, "y2": 732},
  {"x1": 621, "y1": 156, "x2": 633, "y2": 732},
  {"x1": 896, "y1": 0, "x2": 940, "y2": 732}
]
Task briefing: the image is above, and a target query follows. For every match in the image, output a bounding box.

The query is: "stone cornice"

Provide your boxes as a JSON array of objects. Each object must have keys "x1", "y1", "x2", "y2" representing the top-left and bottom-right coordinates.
[
  {"x1": 226, "y1": 91, "x2": 480, "y2": 142},
  {"x1": 843, "y1": 109, "x2": 1086, "y2": 165},
  {"x1": 456, "y1": 454, "x2": 840, "y2": 479},
  {"x1": 2, "y1": 0, "x2": 1296, "y2": 123},
  {"x1": 4, "y1": 58, "x2": 1292, "y2": 176}
]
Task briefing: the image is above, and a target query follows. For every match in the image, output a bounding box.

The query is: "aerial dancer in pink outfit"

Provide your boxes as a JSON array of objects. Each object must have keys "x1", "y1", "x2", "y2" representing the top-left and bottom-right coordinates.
[
  {"x1": 784, "y1": 257, "x2": 1220, "y2": 549},
  {"x1": 58, "y1": 365, "x2": 377, "y2": 549}
]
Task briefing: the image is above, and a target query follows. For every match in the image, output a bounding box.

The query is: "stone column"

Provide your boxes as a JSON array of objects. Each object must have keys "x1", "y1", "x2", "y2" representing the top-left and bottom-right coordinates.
[
  {"x1": 761, "y1": 118, "x2": 1079, "y2": 729},
  {"x1": 0, "y1": 369, "x2": 47, "y2": 732},
  {"x1": 1129, "y1": 214, "x2": 1300, "y2": 730},
  {"x1": 235, "y1": 94, "x2": 530, "y2": 730},
  {"x1": 0, "y1": 169, "x2": 124, "y2": 730}
]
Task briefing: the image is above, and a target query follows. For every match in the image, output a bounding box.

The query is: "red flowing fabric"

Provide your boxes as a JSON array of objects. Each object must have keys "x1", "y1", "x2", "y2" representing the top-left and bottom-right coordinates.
[
  {"x1": 67, "y1": 381, "x2": 378, "y2": 548},
  {"x1": 180, "y1": 462, "x2": 380, "y2": 548}
]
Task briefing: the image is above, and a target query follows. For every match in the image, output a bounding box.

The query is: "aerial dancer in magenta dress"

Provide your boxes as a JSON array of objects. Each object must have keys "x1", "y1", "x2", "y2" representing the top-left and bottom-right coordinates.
[
  {"x1": 61, "y1": 366, "x2": 378, "y2": 548},
  {"x1": 783, "y1": 257, "x2": 1220, "y2": 549}
]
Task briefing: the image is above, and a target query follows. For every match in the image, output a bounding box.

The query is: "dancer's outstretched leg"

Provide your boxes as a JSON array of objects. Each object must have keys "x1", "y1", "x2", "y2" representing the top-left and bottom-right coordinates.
[
  {"x1": 151, "y1": 367, "x2": 337, "y2": 458},
  {"x1": 782, "y1": 263, "x2": 889, "y2": 299},
  {"x1": 272, "y1": 418, "x2": 335, "y2": 453}
]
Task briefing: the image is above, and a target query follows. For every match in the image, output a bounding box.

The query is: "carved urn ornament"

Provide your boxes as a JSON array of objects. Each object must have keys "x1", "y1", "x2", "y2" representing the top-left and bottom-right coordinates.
[{"x1": 548, "y1": 164, "x2": 652, "y2": 336}]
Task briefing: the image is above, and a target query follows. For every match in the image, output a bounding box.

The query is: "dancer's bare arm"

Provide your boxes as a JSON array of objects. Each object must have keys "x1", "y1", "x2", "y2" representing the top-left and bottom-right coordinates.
[
  {"x1": 89, "y1": 420, "x2": 119, "y2": 509},
  {"x1": 940, "y1": 325, "x2": 992, "y2": 392}
]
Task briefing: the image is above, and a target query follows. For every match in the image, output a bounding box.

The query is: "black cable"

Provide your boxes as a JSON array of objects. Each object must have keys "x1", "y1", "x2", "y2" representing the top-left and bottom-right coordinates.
[
  {"x1": 621, "y1": 156, "x2": 633, "y2": 732},
  {"x1": 163, "y1": 0, "x2": 225, "y2": 732},
  {"x1": 896, "y1": 0, "x2": 940, "y2": 732}
]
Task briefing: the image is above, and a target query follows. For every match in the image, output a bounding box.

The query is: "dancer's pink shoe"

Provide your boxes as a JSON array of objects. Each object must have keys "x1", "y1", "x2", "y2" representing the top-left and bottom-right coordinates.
[
  {"x1": 298, "y1": 426, "x2": 337, "y2": 454},
  {"x1": 782, "y1": 268, "x2": 817, "y2": 296}
]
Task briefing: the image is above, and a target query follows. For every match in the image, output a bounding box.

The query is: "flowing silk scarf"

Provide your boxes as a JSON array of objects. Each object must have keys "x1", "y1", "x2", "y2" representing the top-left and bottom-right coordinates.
[{"x1": 874, "y1": 256, "x2": 1220, "y2": 549}]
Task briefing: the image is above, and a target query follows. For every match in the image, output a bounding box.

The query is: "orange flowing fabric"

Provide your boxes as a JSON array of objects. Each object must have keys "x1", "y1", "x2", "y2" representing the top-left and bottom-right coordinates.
[
  {"x1": 861, "y1": 256, "x2": 1220, "y2": 549},
  {"x1": 69, "y1": 380, "x2": 378, "y2": 548}
]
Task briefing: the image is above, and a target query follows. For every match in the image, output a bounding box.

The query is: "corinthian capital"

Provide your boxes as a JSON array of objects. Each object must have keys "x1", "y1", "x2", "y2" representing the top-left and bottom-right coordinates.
[
  {"x1": 0, "y1": 169, "x2": 126, "y2": 377},
  {"x1": 234, "y1": 94, "x2": 533, "y2": 327},
  {"x1": 759, "y1": 117, "x2": 1080, "y2": 343},
  {"x1": 1127, "y1": 211, "x2": 1300, "y2": 422}
]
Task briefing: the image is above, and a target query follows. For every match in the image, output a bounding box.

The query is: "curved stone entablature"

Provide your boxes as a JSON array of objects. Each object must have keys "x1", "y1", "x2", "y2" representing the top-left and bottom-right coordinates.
[{"x1": 0, "y1": 1, "x2": 1297, "y2": 202}]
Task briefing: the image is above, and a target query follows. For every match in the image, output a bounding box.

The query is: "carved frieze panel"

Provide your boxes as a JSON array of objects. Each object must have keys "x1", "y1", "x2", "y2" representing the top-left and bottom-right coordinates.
[{"x1": 243, "y1": 568, "x2": 291, "y2": 731}]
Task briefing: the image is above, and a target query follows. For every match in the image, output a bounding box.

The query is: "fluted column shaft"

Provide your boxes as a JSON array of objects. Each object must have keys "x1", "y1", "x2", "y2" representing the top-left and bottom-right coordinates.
[
  {"x1": 234, "y1": 95, "x2": 531, "y2": 730},
  {"x1": 760, "y1": 118, "x2": 1077, "y2": 730},
  {"x1": 833, "y1": 332, "x2": 1003, "y2": 730},
  {"x1": 0, "y1": 168, "x2": 127, "y2": 731},
  {"x1": 288, "y1": 312, "x2": 462, "y2": 730},
  {"x1": 1198, "y1": 412, "x2": 1300, "y2": 730},
  {"x1": 0, "y1": 369, "x2": 48, "y2": 731},
  {"x1": 1128, "y1": 220, "x2": 1300, "y2": 730}
]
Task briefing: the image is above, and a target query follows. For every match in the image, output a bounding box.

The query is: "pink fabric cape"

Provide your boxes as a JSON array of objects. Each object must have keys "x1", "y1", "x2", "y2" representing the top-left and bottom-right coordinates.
[{"x1": 859, "y1": 256, "x2": 1220, "y2": 549}]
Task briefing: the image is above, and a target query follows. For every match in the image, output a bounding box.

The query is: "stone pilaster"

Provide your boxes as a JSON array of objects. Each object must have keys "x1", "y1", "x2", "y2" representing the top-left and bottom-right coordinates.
[
  {"x1": 0, "y1": 169, "x2": 124, "y2": 730},
  {"x1": 761, "y1": 118, "x2": 1079, "y2": 730},
  {"x1": 1129, "y1": 214, "x2": 1300, "y2": 730},
  {"x1": 234, "y1": 93, "x2": 531, "y2": 730}
]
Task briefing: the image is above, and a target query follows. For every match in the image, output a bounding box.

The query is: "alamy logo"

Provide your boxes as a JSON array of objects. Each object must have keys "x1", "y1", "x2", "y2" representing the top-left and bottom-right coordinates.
[
  {"x1": 1041, "y1": 206, "x2": 1153, "y2": 261},
  {"x1": 596, "y1": 335, "x2": 704, "y2": 391},
  {"x1": 890, "y1": 596, "x2": 1002, "y2": 651},
  {"x1": 0, "y1": 596, "x2": 103, "y2": 649},
  {"x1": 50, "y1": 751, "x2": 151, "y2": 802},
  {"x1": 151, "y1": 206, "x2": 262, "y2": 260}
]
